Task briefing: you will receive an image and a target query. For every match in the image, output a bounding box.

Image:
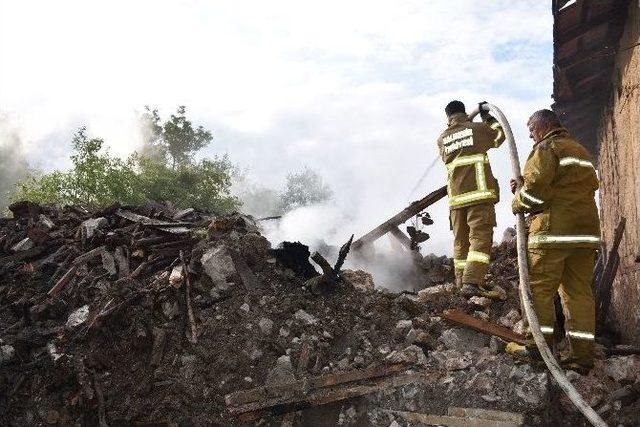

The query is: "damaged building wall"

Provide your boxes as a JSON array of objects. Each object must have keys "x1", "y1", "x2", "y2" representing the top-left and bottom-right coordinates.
[{"x1": 597, "y1": 0, "x2": 640, "y2": 345}]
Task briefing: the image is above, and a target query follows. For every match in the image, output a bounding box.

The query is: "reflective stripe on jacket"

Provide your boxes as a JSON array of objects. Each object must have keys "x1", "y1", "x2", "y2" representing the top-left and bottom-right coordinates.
[
  {"x1": 512, "y1": 128, "x2": 601, "y2": 249},
  {"x1": 437, "y1": 112, "x2": 505, "y2": 210}
]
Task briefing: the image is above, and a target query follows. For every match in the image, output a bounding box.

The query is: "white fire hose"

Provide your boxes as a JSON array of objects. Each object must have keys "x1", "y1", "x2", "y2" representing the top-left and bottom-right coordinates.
[{"x1": 469, "y1": 104, "x2": 608, "y2": 427}]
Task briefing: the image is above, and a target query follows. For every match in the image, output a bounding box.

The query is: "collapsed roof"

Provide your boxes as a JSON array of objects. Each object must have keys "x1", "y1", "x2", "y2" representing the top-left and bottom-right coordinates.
[{"x1": 552, "y1": 0, "x2": 630, "y2": 155}]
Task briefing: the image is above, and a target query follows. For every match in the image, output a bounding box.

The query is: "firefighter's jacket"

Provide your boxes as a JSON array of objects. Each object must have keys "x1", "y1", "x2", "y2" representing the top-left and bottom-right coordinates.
[
  {"x1": 512, "y1": 127, "x2": 600, "y2": 249},
  {"x1": 437, "y1": 112, "x2": 505, "y2": 209}
]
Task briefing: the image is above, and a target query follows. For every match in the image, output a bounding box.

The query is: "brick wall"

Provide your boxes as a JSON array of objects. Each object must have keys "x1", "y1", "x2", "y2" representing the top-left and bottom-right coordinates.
[{"x1": 597, "y1": 1, "x2": 640, "y2": 344}]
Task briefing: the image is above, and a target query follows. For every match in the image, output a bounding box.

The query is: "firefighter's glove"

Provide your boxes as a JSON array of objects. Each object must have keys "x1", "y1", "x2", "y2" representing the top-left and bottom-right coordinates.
[
  {"x1": 478, "y1": 101, "x2": 490, "y2": 121},
  {"x1": 510, "y1": 179, "x2": 518, "y2": 194}
]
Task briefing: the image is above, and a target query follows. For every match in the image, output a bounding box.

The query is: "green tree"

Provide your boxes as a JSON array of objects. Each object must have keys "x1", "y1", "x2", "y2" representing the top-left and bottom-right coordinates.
[
  {"x1": 279, "y1": 166, "x2": 333, "y2": 212},
  {"x1": 133, "y1": 153, "x2": 238, "y2": 212},
  {"x1": 140, "y1": 106, "x2": 212, "y2": 168},
  {"x1": 12, "y1": 109, "x2": 240, "y2": 213},
  {"x1": 66, "y1": 128, "x2": 141, "y2": 205}
]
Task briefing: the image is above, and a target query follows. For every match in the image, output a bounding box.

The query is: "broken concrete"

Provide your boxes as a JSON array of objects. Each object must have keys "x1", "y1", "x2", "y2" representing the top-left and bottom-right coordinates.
[
  {"x1": 341, "y1": 269, "x2": 375, "y2": 292},
  {"x1": 294, "y1": 309, "x2": 318, "y2": 325},
  {"x1": 0, "y1": 344, "x2": 15, "y2": 366},
  {"x1": 417, "y1": 282, "x2": 456, "y2": 302},
  {"x1": 11, "y1": 237, "x2": 34, "y2": 252},
  {"x1": 65, "y1": 305, "x2": 89, "y2": 330},
  {"x1": 265, "y1": 355, "x2": 296, "y2": 386},
  {"x1": 80, "y1": 217, "x2": 108, "y2": 239},
  {"x1": 603, "y1": 355, "x2": 640, "y2": 384},
  {"x1": 385, "y1": 345, "x2": 428, "y2": 366},
  {"x1": 201, "y1": 244, "x2": 236, "y2": 286},
  {"x1": 439, "y1": 328, "x2": 490, "y2": 352}
]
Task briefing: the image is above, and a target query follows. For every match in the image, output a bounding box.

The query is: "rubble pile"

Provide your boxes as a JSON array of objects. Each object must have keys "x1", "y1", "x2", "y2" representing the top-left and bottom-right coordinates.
[{"x1": 0, "y1": 201, "x2": 639, "y2": 426}]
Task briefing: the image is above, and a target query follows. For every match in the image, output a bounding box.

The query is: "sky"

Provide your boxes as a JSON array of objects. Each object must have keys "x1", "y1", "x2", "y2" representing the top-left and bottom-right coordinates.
[{"x1": 0, "y1": 0, "x2": 554, "y2": 255}]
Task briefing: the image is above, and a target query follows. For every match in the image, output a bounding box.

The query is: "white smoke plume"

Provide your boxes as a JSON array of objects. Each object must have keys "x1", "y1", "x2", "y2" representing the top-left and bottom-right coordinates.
[
  {"x1": 259, "y1": 200, "x2": 444, "y2": 291},
  {"x1": 0, "y1": 1, "x2": 552, "y2": 288},
  {"x1": 0, "y1": 116, "x2": 31, "y2": 211}
]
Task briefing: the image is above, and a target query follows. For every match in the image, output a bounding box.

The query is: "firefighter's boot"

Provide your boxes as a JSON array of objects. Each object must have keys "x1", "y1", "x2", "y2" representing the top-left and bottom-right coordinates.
[
  {"x1": 460, "y1": 283, "x2": 503, "y2": 300},
  {"x1": 506, "y1": 342, "x2": 543, "y2": 366},
  {"x1": 560, "y1": 353, "x2": 593, "y2": 375}
]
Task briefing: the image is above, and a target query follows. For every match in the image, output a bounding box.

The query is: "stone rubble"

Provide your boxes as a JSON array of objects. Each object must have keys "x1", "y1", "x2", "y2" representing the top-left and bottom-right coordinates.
[{"x1": 0, "y1": 202, "x2": 637, "y2": 426}]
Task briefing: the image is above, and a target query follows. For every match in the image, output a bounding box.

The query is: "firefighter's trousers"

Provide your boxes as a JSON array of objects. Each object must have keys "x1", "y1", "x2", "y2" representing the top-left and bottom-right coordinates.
[
  {"x1": 450, "y1": 202, "x2": 496, "y2": 286},
  {"x1": 527, "y1": 247, "x2": 596, "y2": 367}
]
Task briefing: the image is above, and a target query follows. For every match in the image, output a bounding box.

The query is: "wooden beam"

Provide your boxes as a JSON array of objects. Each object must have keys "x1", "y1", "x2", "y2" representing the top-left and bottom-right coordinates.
[
  {"x1": 572, "y1": 67, "x2": 611, "y2": 94},
  {"x1": 47, "y1": 265, "x2": 78, "y2": 297},
  {"x1": 442, "y1": 309, "x2": 529, "y2": 345},
  {"x1": 235, "y1": 372, "x2": 422, "y2": 421},
  {"x1": 388, "y1": 226, "x2": 412, "y2": 250},
  {"x1": 226, "y1": 363, "x2": 408, "y2": 407},
  {"x1": 352, "y1": 186, "x2": 446, "y2": 250},
  {"x1": 556, "y1": 44, "x2": 616, "y2": 70},
  {"x1": 225, "y1": 364, "x2": 418, "y2": 420},
  {"x1": 555, "y1": 10, "x2": 618, "y2": 46},
  {"x1": 387, "y1": 409, "x2": 524, "y2": 427},
  {"x1": 553, "y1": 93, "x2": 605, "y2": 111}
]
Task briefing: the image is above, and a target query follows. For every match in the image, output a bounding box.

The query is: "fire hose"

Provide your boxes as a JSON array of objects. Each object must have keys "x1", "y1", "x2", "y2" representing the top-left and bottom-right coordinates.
[{"x1": 468, "y1": 104, "x2": 608, "y2": 427}]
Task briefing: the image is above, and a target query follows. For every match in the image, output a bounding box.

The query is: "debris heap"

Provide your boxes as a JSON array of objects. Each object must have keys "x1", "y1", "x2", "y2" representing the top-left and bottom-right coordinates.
[{"x1": 0, "y1": 201, "x2": 638, "y2": 426}]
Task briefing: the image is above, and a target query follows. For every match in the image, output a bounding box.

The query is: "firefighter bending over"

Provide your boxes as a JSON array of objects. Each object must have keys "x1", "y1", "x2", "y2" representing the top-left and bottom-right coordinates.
[
  {"x1": 507, "y1": 109, "x2": 600, "y2": 373},
  {"x1": 437, "y1": 100, "x2": 505, "y2": 299}
]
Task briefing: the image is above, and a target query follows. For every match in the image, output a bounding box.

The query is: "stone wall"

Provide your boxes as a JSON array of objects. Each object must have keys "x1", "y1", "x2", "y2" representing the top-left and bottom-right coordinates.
[{"x1": 597, "y1": 0, "x2": 640, "y2": 345}]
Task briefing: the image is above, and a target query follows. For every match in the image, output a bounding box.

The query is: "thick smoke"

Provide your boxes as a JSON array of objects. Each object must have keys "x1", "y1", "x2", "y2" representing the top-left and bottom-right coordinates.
[{"x1": 260, "y1": 201, "x2": 438, "y2": 291}]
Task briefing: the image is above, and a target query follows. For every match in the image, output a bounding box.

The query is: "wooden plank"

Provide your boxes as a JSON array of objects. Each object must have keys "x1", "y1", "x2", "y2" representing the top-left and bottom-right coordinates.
[
  {"x1": 387, "y1": 409, "x2": 522, "y2": 427},
  {"x1": 156, "y1": 226, "x2": 191, "y2": 234},
  {"x1": 225, "y1": 363, "x2": 407, "y2": 407},
  {"x1": 47, "y1": 265, "x2": 78, "y2": 297},
  {"x1": 388, "y1": 226, "x2": 412, "y2": 250},
  {"x1": 180, "y1": 251, "x2": 198, "y2": 344},
  {"x1": 310, "y1": 251, "x2": 336, "y2": 278},
  {"x1": 134, "y1": 236, "x2": 177, "y2": 248},
  {"x1": 307, "y1": 363, "x2": 407, "y2": 389},
  {"x1": 116, "y1": 209, "x2": 191, "y2": 227},
  {"x1": 352, "y1": 186, "x2": 446, "y2": 250},
  {"x1": 72, "y1": 246, "x2": 106, "y2": 266},
  {"x1": 442, "y1": 309, "x2": 528, "y2": 345},
  {"x1": 556, "y1": 44, "x2": 614, "y2": 70},
  {"x1": 232, "y1": 371, "x2": 423, "y2": 420},
  {"x1": 555, "y1": 9, "x2": 618, "y2": 46},
  {"x1": 448, "y1": 407, "x2": 524, "y2": 424}
]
